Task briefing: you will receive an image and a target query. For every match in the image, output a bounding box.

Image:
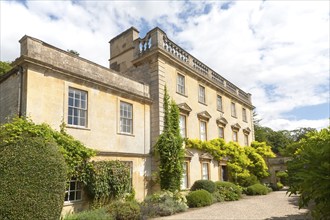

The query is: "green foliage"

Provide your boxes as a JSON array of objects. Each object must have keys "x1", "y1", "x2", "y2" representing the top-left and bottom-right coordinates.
[
  {"x1": 190, "y1": 180, "x2": 216, "y2": 193},
  {"x1": 141, "y1": 190, "x2": 187, "y2": 217},
  {"x1": 0, "y1": 136, "x2": 67, "y2": 220},
  {"x1": 276, "y1": 182, "x2": 284, "y2": 189},
  {"x1": 214, "y1": 181, "x2": 242, "y2": 201},
  {"x1": 253, "y1": 112, "x2": 317, "y2": 156},
  {"x1": 64, "y1": 207, "x2": 113, "y2": 220},
  {"x1": 67, "y1": 49, "x2": 80, "y2": 56},
  {"x1": 0, "y1": 117, "x2": 95, "y2": 181},
  {"x1": 85, "y1": 160, "x2": 131, "y2": 207},
  {"x1": 186, "y1": 138, "x2": 274, "y2": 185},
  {"x1": 276, "y1": 171, "x2": 288, "y2": 185},
  {"x1": 211, "y1": 191, "x2": 225, "y2": 202},
  {"x1": 246, "y1": 183, "x2": 269, "y2": 195},
  {"x1": 108, "y1": 200, "x2": 140, "y2": 220},
  {"x1": 237, "y1": 174, "x2": 259, "y2": 187},
  {"x1": 287, "y1": 127, "x2": 330, "y2": 219},
  {"x1": 0, "y1": 61, "x2": 12, "y2": 76},
  {"x1": 155, "y1": 86, "x2": 184, "y2": 191},
  {"x1": 186, "y1": 190, "x2": 213, "y2": 208}
]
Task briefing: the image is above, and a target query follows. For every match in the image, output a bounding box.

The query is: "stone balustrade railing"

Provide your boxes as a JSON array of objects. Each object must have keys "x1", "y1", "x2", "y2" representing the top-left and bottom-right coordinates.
[{"x1": 134, "y1": 28, "x2": 251, "y2": 104}]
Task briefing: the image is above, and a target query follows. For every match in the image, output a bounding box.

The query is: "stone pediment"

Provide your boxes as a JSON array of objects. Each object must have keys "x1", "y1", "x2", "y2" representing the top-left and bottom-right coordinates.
[
  {"x1": 243, "y1": 127, "x2": 251, "y2": 134},
  {"x1": 216, "y1": 117, "x2": 228, "y2": 127},
  {"x1": 197, "y1": 111, "x2": 212, "y2": 121},
  {"x1": 178, "y1": 103, "x2": 192, "y2": 115},
  {"x1": 199, "y1": 152, "x2": 213, "y2": 161},
  {"x1": 231, "y1": 123, "x2": 241, "y2": 131},
  {"x1": 185, "y1": 149, "x2": 194, "y2": 158}
]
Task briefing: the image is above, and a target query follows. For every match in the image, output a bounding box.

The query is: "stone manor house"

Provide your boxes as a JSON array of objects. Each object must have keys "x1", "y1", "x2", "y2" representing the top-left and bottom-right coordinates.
[{"x1": 0, "y1": 27, "x2": 254, "y2": 213}]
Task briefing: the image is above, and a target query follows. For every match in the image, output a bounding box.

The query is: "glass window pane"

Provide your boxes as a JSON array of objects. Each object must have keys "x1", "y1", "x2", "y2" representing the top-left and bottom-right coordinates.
[{"x1": 76, "y1": 191, "x2": 82, "y2": 200}]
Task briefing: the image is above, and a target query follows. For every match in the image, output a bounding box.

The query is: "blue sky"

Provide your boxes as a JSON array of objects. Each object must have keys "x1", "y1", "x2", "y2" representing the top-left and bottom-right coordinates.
[{"x1": 0, "y1": 0, "x2": 329, "y2": 131}]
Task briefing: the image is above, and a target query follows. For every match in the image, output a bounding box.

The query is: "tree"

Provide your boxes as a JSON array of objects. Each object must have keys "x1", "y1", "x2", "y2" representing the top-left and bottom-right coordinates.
[
  {"x1": 0, "y1": 61, "x2": 12, "y2": 76},
  {"x1": 287, "y1": 127, "x2": 330, "y2": 219},
  {"x1": 155, "y1": 86, "x2": 185, "y2": 191}
]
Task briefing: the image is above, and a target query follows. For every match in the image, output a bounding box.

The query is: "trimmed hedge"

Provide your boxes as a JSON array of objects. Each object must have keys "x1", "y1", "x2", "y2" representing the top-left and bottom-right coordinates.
[
  {"x1": 246, "y1": 183, "x2": 269, "y2": 195},
  {"x1": 0, "y1": 137, "x2": 67, "y2": 220},
  {"x1": 191, "y1": 180, "x2": 216, "y2": 193},
  {"x1": 215, "y1": 181, "x2": 242, "y2": 201},
  {"x1": 186, "y1": 190, "x2": 213, "y2": 208}
]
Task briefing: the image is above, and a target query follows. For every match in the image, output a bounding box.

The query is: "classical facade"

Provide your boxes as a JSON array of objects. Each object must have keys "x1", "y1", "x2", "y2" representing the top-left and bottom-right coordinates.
[
  {"x1": 0, "y1": 36, "x2": 152, "y2": 213},
  {"x1": 109, "y1": 27, "x2": 254, "y2": 189},
  {"x1": 0, "y1": 27, "x2": 254, "y2": 213}
]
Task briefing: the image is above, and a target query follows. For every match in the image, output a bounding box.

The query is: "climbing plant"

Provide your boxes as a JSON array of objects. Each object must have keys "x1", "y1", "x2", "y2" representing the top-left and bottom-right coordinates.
[
  {"x1": 185, "y1": 138, "x2": 275, "y2": 185},
  {"x1": 85, "y1": 160, "x2": 131, "y2": 208},
  {"x1": 154, "y1": 86, "x2": 185, "y2": 191}
]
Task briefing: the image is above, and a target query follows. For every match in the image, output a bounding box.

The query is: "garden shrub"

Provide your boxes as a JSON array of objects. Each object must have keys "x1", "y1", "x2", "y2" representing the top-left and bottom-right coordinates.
[
  {"x1": 277, "y1": 182, "x2": 284, "y2": 189},
  {"x1": 64, "y1": 207, "x2": 113, "y2": 220},
  {"x1": 237, "y1": 174, "x2": 259, "y2": 187},
  {"x1": 269, "y1": 183, "x2": 279, "y2": 191},
  {"x1": 108, "y1": 200, "x2": 141, "y2": 220},
  {"x1": 140, "y1": 191, "x2": 187, "y2": 217},
  {"x1": 276, "y1": 171, "x2": 288, "y2": 185},
  {"x1": 190, "y1": 180, "x2": 216, "y2": 193},
  {"x1": 0, "y1": 136, "x2": 67, "y2": 220},
  {"x1": 246, "y1": 183, "x2": 269, "y2": 195},
  {"x1": 212, "y1": 191, "x2": 225, "y2": 203},
  {"x1": 214, "y1": 181, "x2": 241, "y2": 201},
  {"x1": 186, "y1": 190, "x2": 213, "y2": 208}
]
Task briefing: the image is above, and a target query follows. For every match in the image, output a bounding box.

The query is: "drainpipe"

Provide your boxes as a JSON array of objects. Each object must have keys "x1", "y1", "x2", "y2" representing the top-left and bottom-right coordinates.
[{"x1": 18, "y1": 66, "x2": 23, "y2": 117}]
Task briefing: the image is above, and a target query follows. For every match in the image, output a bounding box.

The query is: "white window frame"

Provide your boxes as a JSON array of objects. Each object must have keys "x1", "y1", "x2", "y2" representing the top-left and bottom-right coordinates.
[
  {"x1": 233, "y1": 131, "x2": 238, "y2": 142},
  {"x1": 181, "y1": 161, "x2": 189, "y2": 189},
  {"x1": 198, "y1": 85, "x2": 206, "y2": 104},
  {"x1": 177, "y1": 74, "x2": 185, "y2": 95},
  {"x1": 179, "y1": 114, "x2": 187, "y2": 138},
  {"x1": 231, "y1": 102, "x2": 237, "y2": 117},
  {"x1": 120, "y1": 101, "x2": 133, "y2": 134},
  {"x1": 219, "y1": 126, "x2": 224, "y2": 139},
  {"x1": 64, "y1": 178, "x2": 82, "y2": 203},
  {"x1": 202, "y1": 162, "x2": 209, "y2": 180},
  {"x1": 217, "y1": 95, "x2": 223, "y2": 111},
  {"x1": 200, "y1": 120, "x2": 207, "y2": 141},
  {"x1": 244, "y1": 134, "x2": 249, "y2": 146},
  {"x1": 68, "y1": 88, "x2": 88, "y2": 127}
]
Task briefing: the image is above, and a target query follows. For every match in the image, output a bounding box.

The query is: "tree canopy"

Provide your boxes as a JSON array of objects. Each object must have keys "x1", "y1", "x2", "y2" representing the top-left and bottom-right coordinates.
[
  {"x1": 287, "y1": 127, "x2": 330, "y2": 219},
  {"x1": 0, "y1": 61, "x2": 13, "y2": 76}
]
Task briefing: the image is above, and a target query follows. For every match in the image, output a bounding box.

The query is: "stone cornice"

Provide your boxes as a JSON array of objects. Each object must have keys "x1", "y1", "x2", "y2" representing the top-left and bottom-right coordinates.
[
  {"x1": 97, "y1": 151, "x2": 150, "y2": 158},
  {"x1": 14, "y1": 56, "x2": 153, "y2": 105}
]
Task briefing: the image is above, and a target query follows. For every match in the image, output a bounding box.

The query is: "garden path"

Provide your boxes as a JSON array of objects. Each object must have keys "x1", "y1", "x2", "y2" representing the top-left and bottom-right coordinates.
[{"x1": 155, "y1": 190, "x2": 311, "y2": 220}]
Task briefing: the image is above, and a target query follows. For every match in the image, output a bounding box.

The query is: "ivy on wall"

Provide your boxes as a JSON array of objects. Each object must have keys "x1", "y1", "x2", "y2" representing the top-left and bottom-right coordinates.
[
  {"x1": 85, "y1": 160, "x2": 131, "y2": 208},
  {"x1": 155, "y1": 86, "x2": 185, "y2": 192},
  {"x1": 185, "y1": 138, "x2": 275, "y2": 185}
]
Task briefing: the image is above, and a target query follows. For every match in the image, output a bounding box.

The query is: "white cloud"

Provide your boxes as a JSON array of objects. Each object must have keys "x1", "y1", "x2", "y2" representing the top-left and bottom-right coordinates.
[{"x1": 1, "y1": 0, "x2": 329, "y2": 131}]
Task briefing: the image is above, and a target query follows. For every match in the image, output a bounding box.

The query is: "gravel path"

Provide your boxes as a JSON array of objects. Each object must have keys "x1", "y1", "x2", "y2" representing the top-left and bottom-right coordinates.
[{"x1": 155, "y1": 190, "x2": 311, "y2": 220}]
